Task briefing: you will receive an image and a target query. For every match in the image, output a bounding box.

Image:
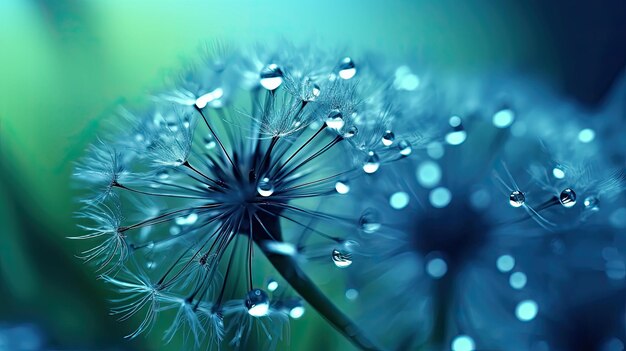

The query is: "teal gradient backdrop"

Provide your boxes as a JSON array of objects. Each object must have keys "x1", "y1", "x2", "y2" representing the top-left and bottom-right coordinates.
[{"x1": 1, "y1": 0, "x2": 622, "y2": 350}]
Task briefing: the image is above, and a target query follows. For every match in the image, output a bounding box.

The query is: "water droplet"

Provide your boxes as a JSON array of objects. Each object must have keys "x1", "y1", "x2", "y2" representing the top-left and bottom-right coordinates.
[
  {"x1": 257, "y1": 177, "x2": 275, "y2": 197},
  {"x1": 429, "y1": 187, "x2": 452, "y2": 208},
  {"x1": 397, "y1": 140, "x2": 412, "y2": 156},
  {"x1": 289, "y1": 304, "x2": 305, "y2": 319},
  {"x1": 342, "y1": 125, "x2": 358, "y2": 139},
  {"x1": 389, "y1": 191, "x2": 410, "y2": 210},
  {"x1": 332, "y1": 249, "x2": 353, "y2": 268},
  {"x1": 175, "y1": 212, "x2": 199, "y2": 226},
  {"x1": 578, "y1": 128, "x2": 595, "y2": 143},
  {"x1": 325, "y1": 109, "x2": 345, "y2": 130},
  {"x1": 195, "y1": 87, "x2": 224, "y2": 109},
  {"x1": 509, "y1": 271, "x2": 527, "y2": 289},
  {"x1": 345, "y1": 288, "x2": 359, "y2": 300},
  {"x1": 362, "y1": 151, "x2": 380, "y2": 174},
  {"x1": 146, "y1": 261, "x2": 157, "y2": 269},
  {"x1": 245, "y1": 289, "x2": 270, "y2": 317},
  {"x1": 416, "y1": 161, "x2": 441, "y2": 188},
  {"x1": 337, "y1": 57, "x2": 357, "y2": 79},
  {"x1": 452, "y1": 335, "x2": 475, "y2": 351},
  {"x1": 492, "y1": 108, "x2": 515, "y2": 128},
  {"x1": 262, "y1": 241, "x2": 297, "y2": 256},
  {"x1": 393, "y1": 66, "x2": 420, "y2": 91},
  {"x1": 267, "y1": 279, "x2": 278, "y2": 292},
  {"x1": 426, "y1": 256, "x2": 448, "y2": 279},
  {"x1": 509, "y1": 190, "x2": 525, "y2": 208},
  {"x1": 335, "y1": 180, "x2": 350, "y2": 194},
  {"x1": 359, "y1": 208, "x2": 381, "y2": 233},
  {"x1": 552, "y1": 166, "x2": 565, "y2": 179},
  {"x1": 203, "y1": 135, "x2": 216, "y2": 149},
  {"x1": 515, "y1": 299, "x2": 538, "y2": 322},
  {"x1": 156, "y1": 170, "x2": 169, "y2": 180},
  {"x1": 584, "y1": 196, "x2": 600, "y2": 211},
  {"x1": 445, "y1": 116, "x2": 467, "y2": 145},
  {"x1": 259, "y1": 64, "x2": 283, "y2": 91},
  {"x1": 559, "y1": 188, "x2": 577, "y2": 208},
  {"x1": 496, "y1": 255, "x2": 515, "y2": 273},
  {"x1": 302, "y1": 78, "x2": 321, "y2": 101},
  {"x1": 381, "y1": 130, "x2": 395, "y2": 146},
  {"x1": 427, "y1": 141, "x2": 444, "y2": 159}
]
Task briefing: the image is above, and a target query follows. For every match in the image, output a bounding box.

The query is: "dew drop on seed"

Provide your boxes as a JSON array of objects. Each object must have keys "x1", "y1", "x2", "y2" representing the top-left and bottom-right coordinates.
[
  {"x1": 245, "y1": 289, "x2": 270, "y2": 317},
  {"x1": 382, "y1": 130, "x2": 395, "y2": 146},
  {"x1": 267, "y1": 279, "x2": 278, "y2": 292},
  {"x1": 509, "y1": 190, "x2": 525, "y2": 208},
  {"x1": 389, "y1": 191, "x2": 410, "y2": 210},
  {"x1": 332, "y1": 249, "x2": 353, "y2": 268},
  {"x1": 397, "y1": 140, "x2": 412, "y2": 156},
  {"x1": 584, "y1": 196, "x2": 599, "y2": 211},
  {"x1": 359, "y1": 208, "x2": 382, "y2": 234},
  {"x1": 362, "y1": 151, "x2": 380, "y2": 174},
  {"x1": 335, "y1": 180, "x2": 350, "y2": 194},
  {"x1": 559, "y1": 188, "x2": 577, "y2": 208},
  {"x1": 342, "y1": 125, "x2": 358, "y2": 139},
  {"x1": 195, "y1": 87, "x2": 224, "y2": 109},
  {"x1": 578, "y1": 128, "x2": 595, "y2": 143},
  {"x1": 337, "y1": 57, "x2": 357, "y2": 79},
  {"x1": 259, "y1": 64, "x2": 284, "y2": 91},
  {"x1": 325, "y1": 109, "x2": 345, "y2": 130},
  {"x1": 289, "y1": 305, "x2": 305, "y2": 319},
  {"x1": 156, "y1": 170, "x2": 169, "y2": 180},
  {"x1": 257, "y1": 177, "x2": 275, "y2": 197}
]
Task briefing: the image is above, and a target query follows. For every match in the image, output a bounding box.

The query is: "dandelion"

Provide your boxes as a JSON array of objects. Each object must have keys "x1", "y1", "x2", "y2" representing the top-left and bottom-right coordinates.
[{"x1": 73, "y1": 44, "x2": 395, "y2": 350}]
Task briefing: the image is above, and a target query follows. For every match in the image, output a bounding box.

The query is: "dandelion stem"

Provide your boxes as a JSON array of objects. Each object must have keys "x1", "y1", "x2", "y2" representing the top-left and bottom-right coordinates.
[{"x1": 253, "y1": 217, "x2": 381, "y2": 351}]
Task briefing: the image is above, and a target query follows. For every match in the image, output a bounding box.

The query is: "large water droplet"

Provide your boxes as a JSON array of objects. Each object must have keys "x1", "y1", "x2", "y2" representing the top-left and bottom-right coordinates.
[
  {"x1": 359, "y1": 208, "x2": 381, "y2": 233},
  {"x1": 332, "y1": 249, "x2": 353, "y2": 268},
  {"x1": 397, "y1": 140, "x2": 412, "y2": 156},
  {"x1": 509, "y1": 190, "x2": 525, "y2": 208},
  {"x1": 584, "y1": 196, "x2": 600, "y2": 211},
  {"x1": 259, "y1": 64, "x2": 284, "y2": 91},
  {"x1": 257, "y1": 177, "x2": 275, "y2": 197},
  {"x1": 245, "y1": 289, "x2": 270, "y2": 317},
  {"x1": 381, "y1": 130, "x2": 395, "y2": 146},
  {"x1": 559, "y1": 188, "x2": 577, "y2": 208},
  {"x1": 335, "y1": 180, "x2": 350, "y2": 194},
  {"x1": 337, "y1": 57, "x2": 357, "y2": 79},
  {"x1": 362, "y1": 151, "x2": 380, "y2": 174},
  {"x1": 325, "y1": 109, "x2": 345, "y2": 130}
]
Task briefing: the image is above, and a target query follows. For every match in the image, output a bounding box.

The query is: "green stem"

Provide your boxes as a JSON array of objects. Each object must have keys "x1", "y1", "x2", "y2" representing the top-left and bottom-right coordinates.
[{"x1": 260, "y1": 247, "x2": 381, "y2": 351}]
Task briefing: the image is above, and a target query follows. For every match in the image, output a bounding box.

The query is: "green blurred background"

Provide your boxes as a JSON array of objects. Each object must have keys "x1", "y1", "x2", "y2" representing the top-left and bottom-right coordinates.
[{"x1": 1, "y1": 0, "x2": 624, "y2": 350}]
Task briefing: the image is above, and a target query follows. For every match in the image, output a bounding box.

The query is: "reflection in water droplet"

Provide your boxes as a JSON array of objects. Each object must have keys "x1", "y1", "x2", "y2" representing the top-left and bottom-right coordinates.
[
  {"x1": 362, "y1": 151, "x2": 380, "y2": 174},
  {"x1": 245, "y1": 289, "x2": 270, "y2": 317},
  {"x1": 559, "y1": 188, "x2": 577, "y2": 208},
  {"x1": 257, "y1": 177, "x2": 275, "y2": 197},
  {"x1": 332, "y1": 249, "x2": 353, "y2": 268},
  {"x1": 382, "y1": 130, "x2": 395, "y2": 146},
  {"x1": 260, "y1": 64, "x2": 284, "y2": 90},
  {"x1": 509, "y1": 191, "x2": 525, "y2": 208},
  {"x1": 338, "y1": 57, "x2": 357, "y2": 79}
]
